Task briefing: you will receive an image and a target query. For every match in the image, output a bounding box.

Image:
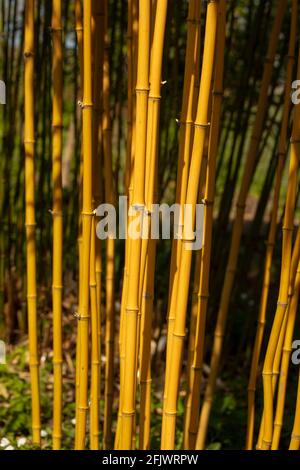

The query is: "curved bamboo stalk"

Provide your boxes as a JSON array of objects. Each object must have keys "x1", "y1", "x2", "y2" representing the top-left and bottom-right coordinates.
[
  {"x1": 24, "y1": 0, "x2": 41, "y2": 446},
  {"x1": 261, "y1": 43, "x2": 300, "y2": 451},
  {"x1": 75, "y1": 0, "x2": 93, "y2": 450},
  {"x1": 161, "y1": 0, "x2": 218, "y2": 450},
  {"x1": 195, "y1": 0, "x2": 288, "y2": 451}
]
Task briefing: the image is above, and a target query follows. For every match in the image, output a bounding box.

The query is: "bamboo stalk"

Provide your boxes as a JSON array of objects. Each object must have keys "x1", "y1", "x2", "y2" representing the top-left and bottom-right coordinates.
[
  {"x1": 24, "y1": 0, "x2": 41, "y2": 446},
  {"x1": 74, "y1": 0, "x2": 83, "y2": 447},
  {"x1": 51, "y1": 0, "x2": 63, "y2": 450},
  {"x1": 120, "y1": 0, "x2": 150, "y2": 449},
  {"x1": 75, "y1": 0, "x2": 93, "y2": 450},
  {"x1": 115, "y1": 0, "x2": 138, "y2": 449}
]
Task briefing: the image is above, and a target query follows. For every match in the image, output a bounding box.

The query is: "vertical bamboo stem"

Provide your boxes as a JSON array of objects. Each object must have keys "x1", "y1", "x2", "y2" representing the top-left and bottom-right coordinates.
[
  {"x1": 121, "y1": 0, "x2": 150, "y2": 449},
  {"x1": 24, "y1": 0, "x2": 41, "y2": 446},
  {"x1": 51, "y1": 0, "x2": 63, "y2": 450},
  {"x1": 75, "y1": 0, "x2": 93, "y2": 450}
]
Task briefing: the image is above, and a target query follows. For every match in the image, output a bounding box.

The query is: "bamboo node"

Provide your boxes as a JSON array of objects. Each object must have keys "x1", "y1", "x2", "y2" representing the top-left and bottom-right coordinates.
[
  {"x1": 236, "y1": 202, "x2": 246, "y2": 210},
  {"x1": 81, "y1": 211, "x2": 94, "y2": 217},
  {"x1": 29, "y1": 360, "x2": 40, "y2": 367},
  {"x1": 49, "y1": 27, "x2": 63, "y2": 33},
  {"x1": 24, "y1": 51, "x2": 34, "y2": 58},
  {"x1": 126, "y1": 306, "x2": 139, "y2": 314},
  {"x1": 27, "y1": 294, "x2": 37, "y2": 299},
  {"x1": 52, "y1": 285, "x2": 63, "y2": 290},
  {"x1": 24, "y1": 139, "x2": 35, "y2": 144},
  {"x1": 264, "y1": 56, "x2": 273, "y2": 64},
  {"x1": 78, "y1": 405, "x2": 89, "y2": 411},
  {"x1": 149, "y1": 95, "x2": 161, "y2": 102},
  {"x1": 194, "y1": 122, "x2": 210, "y2": 129},
  {"x1": 164, "y1": 410, "x2": 177, "y2": 416},
  {"x1": 140, "y1": 378, "x2": 152, "y2": 384},
  {"x1": 277, "y1": 301, "x2": 288, "y2": 308},
  {"x1": 173, "y1": 332, "x2": 185, "y2": 339},
  {"x1": 122, "y1": 410, "x2": 135, "y2": 417},
  {"x1": 143, "y1": 292, "x2": 152, "y2": 299},
  {"x1": 191, "y1": 365, "x2": 203, "y2": 371},
  {"x1": 78, "y1": 100, "x2": 93, "y2": 109},
  {"x1": 202, "y1": 198, "x2": 214, "y2": 206},
  {"x1": 291, "y1": 434, "x2": 300, "y2": 441},
  {"x1": 290, "y1": 138, "x2": 300, "y2": 144},
  {"x1": 213, "y1": 90, "x2": 223, "y2": 97},
  {"x1": 49, "y1": 209, "x2": 63, "y2": 218},
  {"x1": 226, "y1": 266, "x2": 236, "y2": 274},
  {"x1": 53, "y1": 359, "x2": 63, "y2": 365},
  {"x1": 136, "y1": 86, "x2": 150, "y2": 93}
]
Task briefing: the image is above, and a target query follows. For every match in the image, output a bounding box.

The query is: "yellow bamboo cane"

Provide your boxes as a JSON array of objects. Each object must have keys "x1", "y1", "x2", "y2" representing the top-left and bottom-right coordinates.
[
  {"x1": 51, "y1": 0, "x2": 63, "y2": 450},
  {"x1": 162, "y1": 0, "x2": 218, "y2": 450},
  {"x1": 245, "y1": 0, "x2": 297, "y2": 449},
  {"x1": 89, "y1": 0, "x2": 104, "y2": 450},
  {"x1": 75, "y1": 0, "x2": 93, "y2": 450},
  {"x1": 121, "y1": 0, "x2": 150, "y2": 449},
  {"x1": 74, "y1": 0, "x2": 83, "y2": 445},
  {"x1": 89, "y1": 219, "x2": 100, "y2": 449},
  {"x1": 183, "y1": 250, "x2": 200, "y2": 449},
  {"x1": 261, "y1": 42, "x2": 300, "y2": 451},
  {"x1": 24, "y1": 0, "x2": 41, "y2": 446},
  {"x1": 115, "y1": 0, "x2": 138, "y2": 448}
]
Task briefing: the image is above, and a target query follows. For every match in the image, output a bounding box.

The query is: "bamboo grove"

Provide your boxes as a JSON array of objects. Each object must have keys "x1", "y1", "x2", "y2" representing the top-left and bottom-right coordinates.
[{"x1": 2, "y1": 0, "x2": 300, "y2": 451}]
